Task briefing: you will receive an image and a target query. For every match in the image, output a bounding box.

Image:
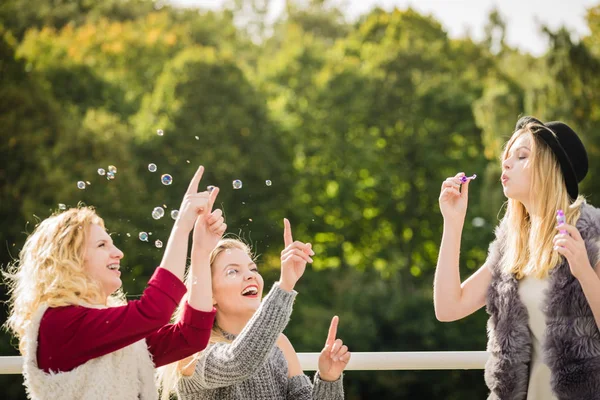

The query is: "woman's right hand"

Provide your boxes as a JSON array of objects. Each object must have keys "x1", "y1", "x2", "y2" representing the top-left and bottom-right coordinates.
[
  {"x1": 175, "y1": 166, "x2": 211, "y2": 233},
  {"x1": 439, "y1": 172, "x2": 470, "y2": 223},
  {"x1": 192, "y1": 186, "x2": 227, "y2": 254},
  {"x1": 279, "y1": 218, "x2": 314, "y2": 292}
]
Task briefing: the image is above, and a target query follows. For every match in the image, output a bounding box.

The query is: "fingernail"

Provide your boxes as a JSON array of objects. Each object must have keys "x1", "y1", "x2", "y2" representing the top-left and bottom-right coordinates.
[
  {"x1": 310, "y1": 250, "x2": 315, "y2": 256},
  {"x1": 309, "y1": 258, "x2": 314, "y2": 263}
]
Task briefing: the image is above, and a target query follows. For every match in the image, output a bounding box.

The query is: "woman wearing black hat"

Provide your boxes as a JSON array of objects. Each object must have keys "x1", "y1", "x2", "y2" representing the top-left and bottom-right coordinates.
[{"x1": 433, "y1": 116, "x2": 600, "y2": 400}]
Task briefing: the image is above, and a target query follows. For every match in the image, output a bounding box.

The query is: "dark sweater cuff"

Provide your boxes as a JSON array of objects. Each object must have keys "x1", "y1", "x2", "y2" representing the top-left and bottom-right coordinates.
[
  {"x1": 182, "y1": 303, "x2": 217, "y2": 329},
  {"x1": 288, "y1": 374, "x2": 312, "y2": 395},
  {"x1": 267, "y1": 282, "x2": 297, "y2": 308},
  {"x1": 314, "y1": 371, "x2": 344, "y2": 397}
]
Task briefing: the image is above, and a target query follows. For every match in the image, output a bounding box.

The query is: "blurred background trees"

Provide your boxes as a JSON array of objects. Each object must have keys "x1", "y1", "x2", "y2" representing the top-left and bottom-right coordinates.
[{"x1": 2, "y1": 1, "x2": 599, "y2": 398}]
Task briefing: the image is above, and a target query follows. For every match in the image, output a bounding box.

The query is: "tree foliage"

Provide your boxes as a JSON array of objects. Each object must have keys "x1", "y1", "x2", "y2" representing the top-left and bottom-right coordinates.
[{"x1": 1, "y1": 2, "x2": 600, "y2": 399}]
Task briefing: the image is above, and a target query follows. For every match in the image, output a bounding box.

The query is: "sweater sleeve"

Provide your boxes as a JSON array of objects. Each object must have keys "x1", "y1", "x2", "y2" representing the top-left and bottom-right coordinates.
[
  {"x1": 178, "y1": 283, "x2": 296, "y2": 392},
  {"x1": 145, "y1": 302, "x2": 216, "y2": 367},
  {"x1": 286, "y1": 372, "x2": 345, "y2": 400},
  {"x1": 37, "y1": 267, "x2": 186, "y2": 372}
]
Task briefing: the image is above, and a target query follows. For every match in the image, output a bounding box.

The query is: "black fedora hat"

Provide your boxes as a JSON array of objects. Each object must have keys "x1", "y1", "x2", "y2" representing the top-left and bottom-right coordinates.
[{"x1": 515, "y1": 116, "x2": 588, "y2": 200}]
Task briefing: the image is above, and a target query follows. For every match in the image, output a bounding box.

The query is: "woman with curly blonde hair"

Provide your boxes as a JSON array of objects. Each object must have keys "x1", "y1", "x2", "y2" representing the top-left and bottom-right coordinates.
[{"x1": 5, "y1": 166, "x2": 225, "y2": 400}]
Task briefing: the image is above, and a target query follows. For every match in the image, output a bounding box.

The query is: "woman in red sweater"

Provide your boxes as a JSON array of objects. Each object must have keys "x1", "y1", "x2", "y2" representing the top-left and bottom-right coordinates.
[{"x1": 5, "y1": 165, "x2": 224, "y2": 400}]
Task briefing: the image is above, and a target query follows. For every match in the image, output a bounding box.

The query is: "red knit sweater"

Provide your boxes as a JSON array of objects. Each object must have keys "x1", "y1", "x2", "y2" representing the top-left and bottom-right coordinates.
[{"x1": 37, "y1": 267, "x2": 215, "y2": 372}]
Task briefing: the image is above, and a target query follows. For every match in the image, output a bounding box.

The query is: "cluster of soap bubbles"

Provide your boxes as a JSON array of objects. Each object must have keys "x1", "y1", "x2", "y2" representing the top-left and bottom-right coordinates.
[
  {"x1": 75, "y1": 127, "x2": 275, "y2": 250},
  {"x1": 78, "y1": 165, "x2": 118, "y2": 190},
  {"x1": 138, "y1": 231, "x2": 163, "y2": 248},
  {"x1": 151, "y1": 206, "x2": 179, "y2": 220},
  {"x1": 97, "y1": 165, "x2": 117, "y2": 180},
  {"x1": 146, "y1": 162, "x2": 171, "y2": 185},
  {"x1": 231, "y1": 179, "x2": 272, "y2": 189}
]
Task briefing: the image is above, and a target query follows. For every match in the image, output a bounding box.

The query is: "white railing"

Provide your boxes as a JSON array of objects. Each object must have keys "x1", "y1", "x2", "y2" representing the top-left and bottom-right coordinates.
[{"x1": 0, "y1": 352, "x2": 489, "y2": 374}]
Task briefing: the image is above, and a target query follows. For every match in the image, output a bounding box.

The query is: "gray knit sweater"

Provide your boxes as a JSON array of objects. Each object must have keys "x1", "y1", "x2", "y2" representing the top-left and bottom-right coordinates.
[{"x1": 177, "y1": 283, "x2": 344, "y2": 400}]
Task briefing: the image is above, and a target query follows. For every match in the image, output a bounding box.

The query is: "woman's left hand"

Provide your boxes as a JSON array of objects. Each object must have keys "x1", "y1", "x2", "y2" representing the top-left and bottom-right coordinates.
[
  {"x1": 553, "y1": 223, "x2": 592, "y2": 280},
  {"x1": 317, "y1": 316, "x2": 351, "y2": 382}
]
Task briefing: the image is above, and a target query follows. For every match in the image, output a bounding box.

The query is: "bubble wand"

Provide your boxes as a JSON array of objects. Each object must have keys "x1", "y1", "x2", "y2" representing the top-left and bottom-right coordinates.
[
  {"x1": 460, "y1": 174, "x2": 477, "y2": 183},
  {"x1": 557, "y1": 209, "x2": 567, "y2": 234}
]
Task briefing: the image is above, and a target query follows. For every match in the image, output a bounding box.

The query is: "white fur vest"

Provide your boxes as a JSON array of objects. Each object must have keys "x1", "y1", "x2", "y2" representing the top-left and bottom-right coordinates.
[
  {"x1": 484, "y1": 203, "x2": 600, "y2": 400},
  {"x1": 22, "y1": 304, "x2": 157, "y2": 400}
]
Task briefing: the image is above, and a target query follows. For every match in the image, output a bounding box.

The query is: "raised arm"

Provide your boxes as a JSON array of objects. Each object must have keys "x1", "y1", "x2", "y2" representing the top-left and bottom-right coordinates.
[
  {"x1": 280, "y1": 317, "x2": 348, "y2": 400},
  {"x1": 178, "y1": 218, "x2": 314, "y2": 392},
  {"x1": 433, "y1": 172, "x2": 491, "y2": 322},
  {"x1": 158, "y1": 166, "x2": 210, "y2": 281}
]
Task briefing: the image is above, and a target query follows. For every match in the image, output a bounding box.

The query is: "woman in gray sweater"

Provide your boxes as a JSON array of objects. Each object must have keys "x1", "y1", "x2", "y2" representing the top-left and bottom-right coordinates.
[{"x1": 159, "y1": 218, "x2": 350, "y2": 400}]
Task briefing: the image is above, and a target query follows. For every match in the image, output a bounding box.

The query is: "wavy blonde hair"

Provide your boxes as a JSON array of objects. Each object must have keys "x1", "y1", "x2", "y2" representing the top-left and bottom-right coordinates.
[
  {"x1": 157, "y1": 238, "x2": 253, "y2": 400},
  {"x1": 4, "y1": 207, "x2": 125, "y2": 354},
  {"x1": 500, "y1": 119, "x2": 584, "y2": 279}
]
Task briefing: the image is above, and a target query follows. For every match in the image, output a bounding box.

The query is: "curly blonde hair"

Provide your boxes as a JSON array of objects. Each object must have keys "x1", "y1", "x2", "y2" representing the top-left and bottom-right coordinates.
[
  {"x1": 157, "y1": 238, "x2": 253, "y2": 400},
  {"x1": 4, "y1": 207, "x2": 125, "y2": 354}
]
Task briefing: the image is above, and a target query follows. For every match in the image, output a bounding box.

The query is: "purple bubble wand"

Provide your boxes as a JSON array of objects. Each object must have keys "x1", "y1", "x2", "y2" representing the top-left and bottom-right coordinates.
[
  {"x1": 460, "y1": 174, "x2": 477, "y2": 183},
  {"x1": 556, "y1": 209, "x2": 567, "y2": 234}
]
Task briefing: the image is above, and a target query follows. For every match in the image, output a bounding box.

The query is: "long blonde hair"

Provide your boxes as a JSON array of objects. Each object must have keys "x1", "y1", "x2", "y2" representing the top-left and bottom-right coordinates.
[
  {"x1": 3, "y1": 207, "x2": 125, "y2": 354},
  {"x1": 500, "y1": 120, "x2": 584, "y2": 279},
  {"x1": 157, "y1": 238, "x2": 253, "y2": 400}
]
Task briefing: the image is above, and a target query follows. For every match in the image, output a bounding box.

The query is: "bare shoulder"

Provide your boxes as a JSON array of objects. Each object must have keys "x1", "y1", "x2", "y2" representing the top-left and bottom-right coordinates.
[
  {"x1": 276, "y1": 333, "x2": 303, "y2": 377},
  {"x1": 276, "y1": 333, "x2": 295, "y2": 353}
]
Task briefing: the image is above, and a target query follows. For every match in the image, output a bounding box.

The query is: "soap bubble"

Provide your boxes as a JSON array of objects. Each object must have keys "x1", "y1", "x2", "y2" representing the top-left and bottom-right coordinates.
[
  {"x1": 152, "y1": 207, "x2": 165, "y2": 220},
  {"x1": 472, "y1": 217, "x2": 486, "y2": 228},
  {"x1": 139, "y1": 232, "x2": 149, "y2": 242},
  {"x1": 108, "y1": 165, "x2": 117, "y2": 174},
  {"x1": 97, "y1": 168, "x2": 106, "y2": 176},
  {"x1": 77, "y1": 181, "x2": 86, "y2": 190},
  {"x1": 232, "y1": 180, "x2": 242, "y2": 189},
  {"x1": 58, "y1": 203, "x2": 66, "y2": 210},
  {"x1": 148, "y1": 163, "x2": 157, "y2": 172},
  {"x1": 157, "y1": 129, "x2": 164, "y2": 136},
  {"x1": 170, "y1": 210, "x2": 179, "y2": 220},
  {"x1": 161, "y1": 174, "x2": 173, "y2": 185},
  {"x1": 265, "y1": 180, "x2": 272, "y2": 186},
  {"x1": 155, "y1": 240, "x2": 163, "y2": 248}
]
